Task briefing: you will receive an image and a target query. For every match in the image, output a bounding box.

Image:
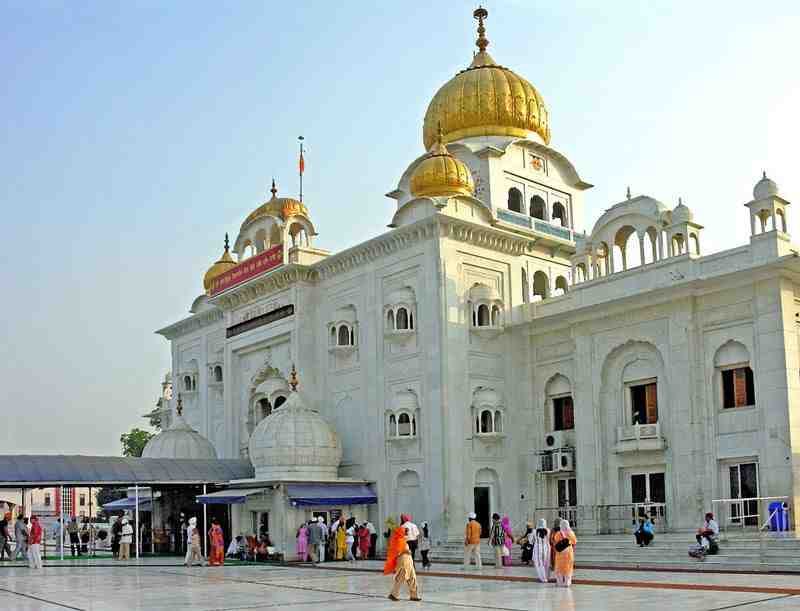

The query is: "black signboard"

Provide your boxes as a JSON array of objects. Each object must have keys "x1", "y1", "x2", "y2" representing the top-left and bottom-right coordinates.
[{"x1": 226, "y1": 304, "x2": 295, "y2": 339}]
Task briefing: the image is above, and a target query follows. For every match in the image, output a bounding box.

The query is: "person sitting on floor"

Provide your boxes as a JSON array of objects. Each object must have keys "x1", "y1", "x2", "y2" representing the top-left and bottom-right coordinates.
[
  {"x1": 695, "y1": 512, "x2": 720, "y2": 554},
  {"x1": 634, "y1": 517, "x2": 654, "y2": 547}
]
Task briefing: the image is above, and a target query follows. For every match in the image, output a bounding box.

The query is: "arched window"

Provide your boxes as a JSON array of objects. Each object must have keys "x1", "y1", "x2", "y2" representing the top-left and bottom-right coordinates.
[
  {"x1": 386, "y1": 309, "x2": 395, "y2": 330},
  {"x1": 508, "y1": 188, "x2": 523, "y2": 213},
  {"x1": 554, "y1": 276, "x2": 568, "y2": 296},
  {"x1": 777, "y1": 209, "x2": 787, "y2": 232},
  {"x1": 575, "y1": 263, "x2": 587, "y2": 283},
  {"x1": 273, "y1": 395, "x2": 287, "y2": 409},
  {"x1": 184, "y1": 376, "x2": 192, "y2": 391},
  {"x1": 494, "y1": 410, "x2": 503, "y2": 433},
  {"x1": 396, "y1": 307, "x2": 409, "y2": 330},
  {"x1": 213, "y1": 366, "x2": 223, "y2": 383},
  {"x1": 389, "y1": 414, "x2": 397, "y2": 437},
  {"x1": 477, "y1": 304, "x2": 490, "y2": 326},
  {"x1": 491, "y1": 305, "x2": 500, "y2": 326},
  {"x1": 690, "y1": 233, "x2": 700, "y2": 255},
  {"x1": 552, "y1": 201, "x2": 567, "y2": 226},
  {"x1": 259, "y1": 398, "x2": 272, "y2": 419},
  {"x1": 338, "y1": 325, "x2": 351, "y2": 346},
  {"x1": 532, "y1": 271, "x2": 548, "y2": 301},
  {"x1": 530, "y1": 195, "x2": 546, "y2": 220},
  {"x1": 479, "y1": 409, "x2": 494, "y2": 434},
  {"x1": 269, "y1": 224, "x2": 281, "y2": 247},
  {"x1": 672, "y1": 233, "x2": 685, "y2": 255},
  {"x1": 715, "y1": 341, "x2": 756, "y2": 409},
  {"x1": 397, "y1": 412, "x2": 413, "y2": 436},
  {"x1": 330, "y1": 326, "x2": 337, "y2": 345}
]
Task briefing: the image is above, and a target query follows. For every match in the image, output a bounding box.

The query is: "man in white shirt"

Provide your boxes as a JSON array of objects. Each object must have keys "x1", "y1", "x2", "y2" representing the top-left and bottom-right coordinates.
[
  {"x1": 696, "y1": 512, "x2": 720, "y2": 547},
  {"x1": 365, "y1": 520, "x2": 376, "y2": 559},
  {"x1": 316, "y1": 517, "x2": 328, "y2": 563},
  {"x1": 401, "y1": 514, "x2": 420, "y2": 560}
]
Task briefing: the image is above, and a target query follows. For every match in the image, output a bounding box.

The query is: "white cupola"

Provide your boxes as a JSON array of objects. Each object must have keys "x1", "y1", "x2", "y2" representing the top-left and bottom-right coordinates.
[{"x1": 142, "y1": 394, "x2": 218, "y2": 459}]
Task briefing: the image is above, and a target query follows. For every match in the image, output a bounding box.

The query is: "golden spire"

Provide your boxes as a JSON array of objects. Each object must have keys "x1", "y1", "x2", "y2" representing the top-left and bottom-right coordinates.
[
  {"x1": 223, "y1": 232, "x2": 230, "y2": 252},
  {"x1": 270, "y1": 178, "x2": 277, "y2": 198},
  {"x1": 289, "y1": 364, "x2": 299, "y2": 392},
  {"x1": 474, "y1": 6, "x2": 489, "y2": 53}
]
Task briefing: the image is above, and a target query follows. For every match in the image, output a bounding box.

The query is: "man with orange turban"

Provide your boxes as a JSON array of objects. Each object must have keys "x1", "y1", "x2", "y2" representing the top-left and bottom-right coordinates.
[{"x1": 384, "y1": 525, "x2": 421, "y2": 601}]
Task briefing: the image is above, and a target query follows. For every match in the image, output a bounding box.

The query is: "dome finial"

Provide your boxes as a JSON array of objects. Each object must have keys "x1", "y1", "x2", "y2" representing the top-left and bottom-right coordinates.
[
  {"x1": 289, "y1": 363, "x2": 299, "y2": 392},
  {"x1": 176, "y1": 393, "x2": 183, "y2": 417},
  {"x1": 763, "y1": 170, "x2": 767, "y2": 179},
  {"x1": 678, "y1": 196, "x2": 683, "y2": 206},
  {"x1": 626, "y1": 186, "x2": 631, "y2": 200},
  {"x1": 474, "y1": 6, "x2": 489, "y2": 53},
  {"x1": 270, "y1": 178, "x2": 277, "y2": 198},
  {"x1": 223, "y1": 232, "x2": 230, "y2": 252}
]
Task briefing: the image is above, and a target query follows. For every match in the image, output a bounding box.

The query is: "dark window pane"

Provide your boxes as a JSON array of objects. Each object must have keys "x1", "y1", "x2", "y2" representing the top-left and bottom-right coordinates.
[
  {"x1": 722, "y1": 369, "x2": 735, "y2": 408},
  {"x1": 649, "y1": 473, "x2": 665, "y2": 503},
  {"x1": 745, "y1": 367, "x2": 755, "y2": 405},
  {"x1": 568, "y1": 478, "x2": 577, "y2": 505},
  {"x1": 631, "y1": 474, "x2": 646, "y2": 504}
]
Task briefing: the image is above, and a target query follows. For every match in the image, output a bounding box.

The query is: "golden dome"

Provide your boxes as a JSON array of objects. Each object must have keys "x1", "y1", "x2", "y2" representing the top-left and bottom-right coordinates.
[
  {"x1": 241, "y1": 180, "x2": 308, "y2": 230},
  {"x1": 410, "y1": 128, "x2": 475, "y2": 198},
  {"x1": 422, "y1": 8, "x2": 550, "y2": 150},
  {"x1": 203, "y1": 234, "x2": 237, "y2": 293}
]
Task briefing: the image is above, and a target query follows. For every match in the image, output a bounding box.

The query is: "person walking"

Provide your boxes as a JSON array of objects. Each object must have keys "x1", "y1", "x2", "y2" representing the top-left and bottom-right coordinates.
[
  {"x1": 489, "y1": 513, "x2": 505, "y2": 567},
  {"x1": 357, "y1": 523, "x2": 371, "y2": 560},
  {"x1": 28, "y1": 516, "x2": 43, "y2": 569},
  {"x1": 67, "y1": 517, "x2": 81, "y2": 557},
  {"x1": 53, "y1": 518, "x2": 64, "y2": 556},
  {"x1": 548, "y1": 519, "x2": 560, "y2": 572},
  {"x1": 208, "y1": 518, "x2": 225, "y2": 566},
  {"x1": 307, "y1": 519, "x2": 322, "y2": 563},
  {"x1": 419, "y1": 522, "x2": 431, "y2": 569},
  {"x1": 532, "y1": 519, "x2": 551, "y2": 583},
  {"x1": 119, "y1": 518, "x2": 133, "y2": 561},
  {"x1": 316, "y1": 516, "x2": 328, "y2": 563},
  {"x1": 184, "y1": 517, "x2": 203, "y2": 566},
  {"x1": 463, "y1": 513, "x2": 482, "y2": 569},
  {"x1": 111, "y1": 515, "x2": 122, "y2": 559},
  {"x1": 552, "y1": 519, "x2": 577, "y2": 587},
  {"x1": 0, "y1": 515, "x2": 11, "y2": 560},
  {"x1": 344, "y1": 525, "x2": 356, "y2": 562},
  {"x1": 335, "y1": 517, "x2": 347, "y2": 560},
  {"x1": 501, "y1": 516, "x2": 513, "y2": 566},
  {"x1": 518, "y1": 522, "x2": 534, "y2": 565},
  {"x1": 384, "y1": 525, "x2": 421, "y2": 602},
  {"x1": 14, "y1": 514, "x2": 28, "y2": 561},
  {"x1": 365, "y1": 520, "x2": 377, "y2": 559},
  {"x1": 296, "y1": 522, "x2": 309, "y2": 562},
  {"x1": 401, "y1": 514, "x2": 419, "y2": 561}
]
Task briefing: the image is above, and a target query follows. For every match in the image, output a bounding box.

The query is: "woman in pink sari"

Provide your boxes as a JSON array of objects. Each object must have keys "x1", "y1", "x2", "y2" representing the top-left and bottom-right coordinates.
[
  {"x1": 501, "y1": 516, "x2": 514, "y2": 566},
  {"x1": 296, "y1": 522, "x2": 309, "y2": 561},
  {"x1": 208, "y1": 518, "x2": 225, "y2": 566}
]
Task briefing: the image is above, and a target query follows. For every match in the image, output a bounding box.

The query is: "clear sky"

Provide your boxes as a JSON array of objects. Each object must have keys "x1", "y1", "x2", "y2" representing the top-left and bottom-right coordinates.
[{"x1": 1, "y1": 1, "x2": 799, "y2": 456}]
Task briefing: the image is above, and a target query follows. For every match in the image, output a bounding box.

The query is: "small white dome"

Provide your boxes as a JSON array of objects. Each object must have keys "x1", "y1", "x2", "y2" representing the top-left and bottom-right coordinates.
[
  {"x1": 142, "y1": 413, "x2": 217, "y2": 459},
  {"x1": 469, "y1": 282, "x2": 500, "y2": 302},
  {"x1": 672, "y1": 199, "x2": 693, "y2": 224},
  {"x1": 754, "y1": 172, "x2": 779, "y2": 200},
  {"x1": 248, "y1": 391, "x2": 342, "y2": 480}
]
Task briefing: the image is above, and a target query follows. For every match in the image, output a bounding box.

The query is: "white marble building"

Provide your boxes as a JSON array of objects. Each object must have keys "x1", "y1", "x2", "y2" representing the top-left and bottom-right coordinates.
[{"x1": 154, "y1": 7, "x2": 799, "y2": 545}]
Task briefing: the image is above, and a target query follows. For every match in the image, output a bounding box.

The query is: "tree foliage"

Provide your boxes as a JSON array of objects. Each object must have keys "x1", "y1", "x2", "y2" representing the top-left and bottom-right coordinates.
[{"x1": 120, "y1": 428, "x2": 154, "y2": 457}]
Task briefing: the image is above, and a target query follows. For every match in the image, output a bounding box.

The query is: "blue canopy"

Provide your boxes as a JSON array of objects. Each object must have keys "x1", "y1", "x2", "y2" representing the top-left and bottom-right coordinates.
[
  {"x1": 196, "y1": 488, "x2": 266, "y2": 505},
  {"x1": 286, "y1": 483, "x2": 377, "y2": 507},
  {"x1": 101, "y1": 497, "x2": 152, "y2": 512}
]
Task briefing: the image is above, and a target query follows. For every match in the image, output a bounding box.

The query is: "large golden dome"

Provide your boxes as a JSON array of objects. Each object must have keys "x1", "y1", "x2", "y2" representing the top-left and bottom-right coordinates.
[
  {"x1": 241, "y1": 180, "x2": 309, "y2": 231},
  {"x1": 422, "y1": 8, "x2": 550, "y2": 150},
  {"x1": 203, "y1": 234, "x2": 237, "y2": 293},
  {"x1": 410, "y1": 128, "x2": 475, "y2": 198}
]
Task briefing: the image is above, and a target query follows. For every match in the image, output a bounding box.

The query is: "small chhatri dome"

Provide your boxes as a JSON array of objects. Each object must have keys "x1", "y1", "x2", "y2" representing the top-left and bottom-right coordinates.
[
  {"x1": 248, "y1": 366, "x2": 342, "y2": 480},
  {"x1": 241, "y1": 180, "x2": 310, "y2": 232},
  {"x1": 672, "y1": 197, "x2": 693, "y2": 223},
  {"x1": 142, "y1": 394, "x2": 218, "y2": 459},
  {"x1": 423, "y1": 7, "x2": 550, "y2": 149},
  {"x1": 410, "y1": 125, "x2": 475, "y2": 198},
  {"x1": 753, "y1": 171, "x2": 779, "y2": 200},
  {"x1": 203, "y1": 233, "x2": 237, "y2": 293}
]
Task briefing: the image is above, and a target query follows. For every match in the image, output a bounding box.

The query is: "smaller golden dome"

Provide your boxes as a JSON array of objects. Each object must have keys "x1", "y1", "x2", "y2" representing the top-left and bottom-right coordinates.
[
  {"x1": 410, "y1": 127, "x2": 475, "y2": 198},
  {"x1": 203, "y1": 233, "x2": 237, "y2": 293},
  {"x1": 241, "y1": 180, "x2": 309, "y2": 230}
]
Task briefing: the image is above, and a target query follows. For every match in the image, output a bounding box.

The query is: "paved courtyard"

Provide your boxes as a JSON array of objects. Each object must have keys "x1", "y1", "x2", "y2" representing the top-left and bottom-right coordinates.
[{"x1": 1, "y1": 559, "x2": 799, "y2": 610}]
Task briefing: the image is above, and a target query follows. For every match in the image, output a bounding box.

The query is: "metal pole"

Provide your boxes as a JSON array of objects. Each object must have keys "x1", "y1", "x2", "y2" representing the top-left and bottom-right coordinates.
[
  {"x1": 88, "y1": 486, "x2": 93, "y2": 556},
  {"x1": 203, "y1": 484, "x2": 207, "y2": 559},
  {"x1": 135, "y1": 484, "x2": 140, "y2": 559},
  {"x1": 60, "y1": 485, "x2": 64, "y2": 561}
]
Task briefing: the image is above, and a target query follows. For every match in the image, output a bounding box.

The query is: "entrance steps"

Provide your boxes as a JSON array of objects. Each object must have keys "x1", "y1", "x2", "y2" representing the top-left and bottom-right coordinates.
[{"x1": 428, "y1": 531, "x2": 800, "y2": 573}]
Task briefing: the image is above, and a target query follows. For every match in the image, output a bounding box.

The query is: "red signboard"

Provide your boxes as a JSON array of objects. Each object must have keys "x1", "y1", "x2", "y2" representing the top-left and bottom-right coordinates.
[{"x1": 210, "y1": 243, "x2": 283, "y2": 296}]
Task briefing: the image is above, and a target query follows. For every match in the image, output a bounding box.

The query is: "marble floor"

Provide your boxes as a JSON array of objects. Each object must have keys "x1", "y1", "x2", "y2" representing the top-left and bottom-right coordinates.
[{"x1": 1, "y1": 559, "x2": 799, "y2": 610}]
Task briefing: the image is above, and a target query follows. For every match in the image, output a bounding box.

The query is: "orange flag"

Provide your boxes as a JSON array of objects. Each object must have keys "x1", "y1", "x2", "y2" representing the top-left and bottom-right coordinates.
[{"x1": 299, "y1": 150, "x2": 305, "y2": 175}]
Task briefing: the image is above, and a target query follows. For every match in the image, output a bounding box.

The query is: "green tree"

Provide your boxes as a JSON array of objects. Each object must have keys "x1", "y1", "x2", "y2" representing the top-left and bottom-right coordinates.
[{"x1": 120, "y1": 428, "x2": 154, "y2": 457}]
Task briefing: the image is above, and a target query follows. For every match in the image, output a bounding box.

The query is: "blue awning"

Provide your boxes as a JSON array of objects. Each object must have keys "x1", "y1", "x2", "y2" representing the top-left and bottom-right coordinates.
[
  {"x1": 196, "y1": 488, "x2": 266, "y2": 505},
  {"x1": 101, "y1": 497, "x2": 152, "y2": 512},
  {"x1": 286, "y1": 483, "x2": 377, "y2": 507}
]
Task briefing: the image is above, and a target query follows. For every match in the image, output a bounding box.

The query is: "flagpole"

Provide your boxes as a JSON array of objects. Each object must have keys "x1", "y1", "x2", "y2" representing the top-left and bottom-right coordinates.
[{"x1": 298, "y1": 136, "x2": 304, "y2": 202}]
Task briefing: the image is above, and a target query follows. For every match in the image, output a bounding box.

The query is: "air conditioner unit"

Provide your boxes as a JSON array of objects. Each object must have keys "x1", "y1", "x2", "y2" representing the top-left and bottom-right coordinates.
[
  {"x1": 556, "y1": 448, "x2": 575, "y2": 472},
  {"x1": 544, "y1": 431, "x2": 568, "y2": 449}
]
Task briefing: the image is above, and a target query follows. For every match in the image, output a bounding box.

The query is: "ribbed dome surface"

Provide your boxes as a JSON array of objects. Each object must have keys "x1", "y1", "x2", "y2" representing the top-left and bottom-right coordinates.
[
  {"x1": 142, "y1": 414, "x2": 218, "y2": 459},
  {"x1": 203, "y1": 239, "x2": 237, "y2": 293},
  {"x1": 410, "y1": 138, "x2": 474, "y2": 198},
  {"x1": 248, "y1": 392, "x2": 342, "y2": 480}
]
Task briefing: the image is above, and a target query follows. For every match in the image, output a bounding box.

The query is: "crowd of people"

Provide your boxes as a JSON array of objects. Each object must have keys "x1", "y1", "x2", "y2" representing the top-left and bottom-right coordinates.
[{"x1": 296, "y1": 515, "x2": 379, "y2": 563}]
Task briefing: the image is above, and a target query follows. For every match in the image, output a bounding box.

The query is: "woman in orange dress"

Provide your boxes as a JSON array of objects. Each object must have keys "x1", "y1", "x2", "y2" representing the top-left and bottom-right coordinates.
[
  {"x1": 551, "y1": 518, "x2": 577, "y2": 587},
  {"x1": 208, "y1": 518, "x2": 225, "y2": 566},
  {"x1": 384, "y1": 526, "x2": 421, "y2": 602}
]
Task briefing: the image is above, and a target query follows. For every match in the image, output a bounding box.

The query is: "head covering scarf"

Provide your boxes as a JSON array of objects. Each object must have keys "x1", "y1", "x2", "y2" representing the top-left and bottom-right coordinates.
[
  {"x1": 559, "y1": 519, "x2": 573, "y2": 536},
  {"x1": 383, "y1": 526, "x2": 408, "y2": 575},
  {"x1": 537, "y1": 518, "x2": 547, "y2": 529},
  {"x1": 400, "y1": 514, "x2": 411, "y2": 524},
  {"x1": 189, "y1": 517, "x2": 197, "y2": 526},
  {"x1": 501, "y1": 515, "x2": 511, "y2": 531}
]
